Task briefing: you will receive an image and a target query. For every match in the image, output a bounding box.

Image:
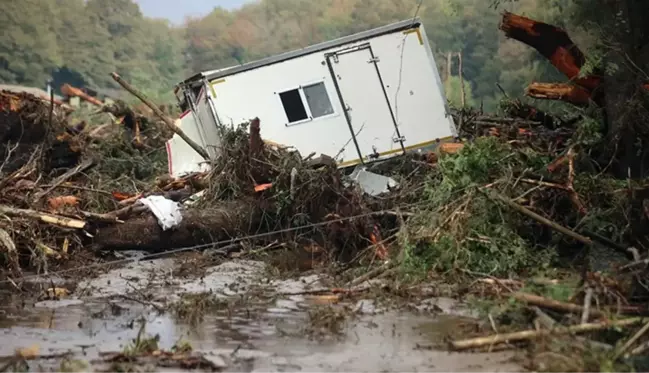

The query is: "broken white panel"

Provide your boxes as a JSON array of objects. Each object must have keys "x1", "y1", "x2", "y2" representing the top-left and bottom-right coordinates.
[
  {"x1": 138, "y1": 195, "x2": 183, "y2": 230},
  {"x1": 166, "y1": 111, "x2": 211, "y2": 178},
  {"x1": 348, "y1": 166, "x2": 399, "y2": 196}
]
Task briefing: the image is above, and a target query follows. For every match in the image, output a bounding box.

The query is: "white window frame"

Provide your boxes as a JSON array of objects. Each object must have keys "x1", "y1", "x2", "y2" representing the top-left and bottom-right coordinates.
[{"x1": 276, "y1": 79, "x2": 338, "y2": 127}]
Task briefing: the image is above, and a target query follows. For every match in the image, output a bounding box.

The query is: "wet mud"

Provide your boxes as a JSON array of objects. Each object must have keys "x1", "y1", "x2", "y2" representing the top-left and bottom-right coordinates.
[{"x1": 0, "y1": 258, "x2": 523, "y2": 372}]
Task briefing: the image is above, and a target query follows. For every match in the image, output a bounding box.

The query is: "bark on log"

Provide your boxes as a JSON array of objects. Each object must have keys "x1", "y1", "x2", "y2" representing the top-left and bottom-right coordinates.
[
  {"x1": 525, "y1": 82, "x2": 592, "y2": 106},
  {"x1": 91, "y1": 201, "x2": 263, "y2": 252}
]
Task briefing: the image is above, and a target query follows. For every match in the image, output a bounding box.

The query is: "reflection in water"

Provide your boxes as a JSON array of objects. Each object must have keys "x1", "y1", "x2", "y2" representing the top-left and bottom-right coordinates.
[{"x1": 0, "y1": 260, "x2": 522, "y2": 372}]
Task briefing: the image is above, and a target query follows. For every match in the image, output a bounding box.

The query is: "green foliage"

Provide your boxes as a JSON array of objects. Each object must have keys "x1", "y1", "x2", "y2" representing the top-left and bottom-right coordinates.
[
  {"x1": 0, "y1": 0, "x2": 61, "y2": 86},
  {"x1": 0, "y1": 0, "x2": 596, "y2": 111},
  {"x1": 401, "y1": 138, "x2": 556, "y2": 278},
  {"x1": 574, "y1": 116, "x2": 604, "y2": 147},
  {"x1": 445, "y1": 76, "x2": 476, "y2": 108},
  {"x1": 573, "y1": 174, "x2": 630, "y2": 244}
]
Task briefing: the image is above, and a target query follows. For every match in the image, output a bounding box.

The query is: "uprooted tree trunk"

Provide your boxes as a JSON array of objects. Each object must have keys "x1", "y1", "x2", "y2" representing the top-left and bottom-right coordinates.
[{"x1": 90, "y1": 200, "x2": 263, "y2": 252}]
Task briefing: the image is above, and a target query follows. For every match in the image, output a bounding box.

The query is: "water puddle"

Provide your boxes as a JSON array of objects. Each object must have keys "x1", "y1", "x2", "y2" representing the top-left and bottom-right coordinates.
[{"x1": 0, "y1": 259, "x2": 523, "y2": 372}]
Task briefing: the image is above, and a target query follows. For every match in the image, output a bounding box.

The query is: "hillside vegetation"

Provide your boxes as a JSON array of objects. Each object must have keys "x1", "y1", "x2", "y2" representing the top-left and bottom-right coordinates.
[{"x1": 0, "y1": 0, "x2": 591, "y2": 107}]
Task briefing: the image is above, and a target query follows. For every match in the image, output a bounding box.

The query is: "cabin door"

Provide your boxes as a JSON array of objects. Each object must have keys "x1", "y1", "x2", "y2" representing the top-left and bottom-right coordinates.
[{"x1": 326, "y1": 44, "x2": 405, "y2": 163}]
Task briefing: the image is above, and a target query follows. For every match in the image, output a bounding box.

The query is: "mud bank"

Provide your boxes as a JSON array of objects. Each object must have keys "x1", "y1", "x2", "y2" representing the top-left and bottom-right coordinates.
[{"x1": 0, "y1": 258, "x2": 522, "y2": 372}]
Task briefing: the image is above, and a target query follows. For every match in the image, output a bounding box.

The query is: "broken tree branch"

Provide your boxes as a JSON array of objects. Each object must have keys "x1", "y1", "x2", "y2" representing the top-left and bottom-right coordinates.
[
  {"x1": 110, "y1": 72, "x2": 210, "y2": 160},
  {"x1": 526, "y1": 82, "x2": 592, "y2": 106},
  {"x1": 450, "y1": 317, "x2": 643, "y2": 350},
  {"x1": 581, "y1": 287, "x2": 594, "y2": 324},
  {"x1": 499, "y1": 11, "x2": 599, "y2": 91},
  {"x1": 485, "y1": 190, "x2": 593, "y2": 245},
  {"x1": 513, "y1": 292, "x2": 645, "y2": 316},
  {"x1": 614, "y1": 318, "x2": 649, "y2": 360},
  {"x1": 0, "y1": 205, "x2": 86, "y2": 229},
  {"x1": 513, "y1": 292, "x2": 602, "y2": 318},
  {"x1": 32, "y1": 158, "x2": 95, "y2": 203}
]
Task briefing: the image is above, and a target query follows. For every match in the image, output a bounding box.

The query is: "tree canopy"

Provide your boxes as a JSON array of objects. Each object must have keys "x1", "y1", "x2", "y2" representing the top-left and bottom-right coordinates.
[{"x1": 0, "y1": 0, "x2": 640, "y2": 108}]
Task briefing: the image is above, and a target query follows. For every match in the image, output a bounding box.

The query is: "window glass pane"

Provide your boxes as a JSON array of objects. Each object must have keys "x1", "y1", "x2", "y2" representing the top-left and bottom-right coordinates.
[
  {"x1": 279, "y1": 89, "x2": 308, "y2": 123},
  {"x1": 303, "y1": 82, "x2": 334, "y2": 118}
]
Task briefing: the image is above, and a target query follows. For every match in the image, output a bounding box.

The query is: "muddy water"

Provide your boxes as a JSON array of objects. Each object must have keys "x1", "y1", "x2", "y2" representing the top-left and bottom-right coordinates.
[{"x1": 0, "y1": 258, "x2": 522, "y2": 372}]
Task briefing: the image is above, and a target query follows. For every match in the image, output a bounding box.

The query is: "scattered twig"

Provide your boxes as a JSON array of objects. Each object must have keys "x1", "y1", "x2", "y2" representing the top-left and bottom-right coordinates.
[
  {"x1": 32, "y1": 158, "x2": 95, "y2": 203},
  {"x1": 114, "y1": 294, "x2": 164, "y2": 313},
  {"x1": 346, "y1": 261, "x2": 395, "y2": 287},
  {"x1": 614, "y1": 318, "x2": 649, "y2": 360}
]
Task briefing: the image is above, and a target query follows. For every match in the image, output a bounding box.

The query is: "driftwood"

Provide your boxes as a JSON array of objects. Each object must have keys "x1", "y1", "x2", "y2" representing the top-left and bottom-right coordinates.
[
  {"x1": 110, "y1": 72, "x2": 210, "y2": 160},
  {"x1": 91, "y1": 200, "x2": 262, "y2": 252},
  {"x1": 450, "y1": 317, "x2": 643, "y2": 350}
]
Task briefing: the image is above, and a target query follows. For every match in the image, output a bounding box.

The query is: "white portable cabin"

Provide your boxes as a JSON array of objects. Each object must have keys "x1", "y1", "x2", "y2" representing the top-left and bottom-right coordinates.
[{"x1": 167, "y1": 18, "x2": 457, "y2": 178}]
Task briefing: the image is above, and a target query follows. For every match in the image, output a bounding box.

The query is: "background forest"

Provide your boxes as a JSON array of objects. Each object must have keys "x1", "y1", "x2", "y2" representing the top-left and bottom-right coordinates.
[{"x1": 0, "y1": 0, "x2": 634, "y2": 110}]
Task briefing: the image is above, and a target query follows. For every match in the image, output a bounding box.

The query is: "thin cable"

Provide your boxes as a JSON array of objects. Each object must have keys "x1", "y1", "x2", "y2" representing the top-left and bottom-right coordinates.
[
  {"x1": 0, "y1": 208, "x2": 410, "y2": 285},
  {"x1": 392, "y1": 0, "x2": 426, "y2": 139}
]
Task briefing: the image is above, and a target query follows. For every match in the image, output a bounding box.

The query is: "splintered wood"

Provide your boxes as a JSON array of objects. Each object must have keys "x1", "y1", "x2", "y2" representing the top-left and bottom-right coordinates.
[
  {"x1": 526, "y1": 82, "x2": 592, "y2": 106},
  {"x1": 501, "y1": 11, "x2": 649, "y2": 107}
]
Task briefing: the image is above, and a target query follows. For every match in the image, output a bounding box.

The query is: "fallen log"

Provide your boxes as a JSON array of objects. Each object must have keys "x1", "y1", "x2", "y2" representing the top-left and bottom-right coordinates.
[
  {"x1": 91, "y1": 200, "x2": 262, "y2": 252},
  {"x1": 526, "y1": 82, "x2": 592, "y2": 106}
]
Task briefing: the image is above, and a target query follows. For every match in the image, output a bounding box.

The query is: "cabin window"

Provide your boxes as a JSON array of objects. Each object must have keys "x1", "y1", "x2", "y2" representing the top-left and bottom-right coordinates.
[
  {"x1": 303, "y1": 82, "x2": 334, "y2": 118},
  {"x1": 279, "y1": 89, "x2": 308, "y2": 123},
  {"x1": 278, "y1": 81, "x2": 334, "y2": 124}
]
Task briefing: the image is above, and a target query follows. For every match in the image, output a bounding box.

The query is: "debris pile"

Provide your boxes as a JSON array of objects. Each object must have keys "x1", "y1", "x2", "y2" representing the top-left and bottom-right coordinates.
[
  {"x1": 0, "y1": 81, "x2": 386, "y2": 278},
  {"x1": 1, "y1": 10, "x2": 649, "y2": 369},
  {"x1": 91, "y1": 117, "x2": 378, "y2": 266},
  {"x1": 394, "y1": 11, "x2": 649, "y2": 371},
  {"x1": 0, "y1": 86, "x2": 181, "y2": 277}
]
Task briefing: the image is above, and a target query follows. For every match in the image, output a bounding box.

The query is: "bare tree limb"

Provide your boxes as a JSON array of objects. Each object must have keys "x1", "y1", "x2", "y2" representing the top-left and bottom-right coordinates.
[{"x1": 110, "y1": 72, "x2": 210, "y2": 160}]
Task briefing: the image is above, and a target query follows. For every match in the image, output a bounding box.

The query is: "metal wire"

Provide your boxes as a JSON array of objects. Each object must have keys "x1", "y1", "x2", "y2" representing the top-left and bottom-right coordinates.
[{"x1": 0, "y1": 208, "x2": 404, "y2": 284}]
